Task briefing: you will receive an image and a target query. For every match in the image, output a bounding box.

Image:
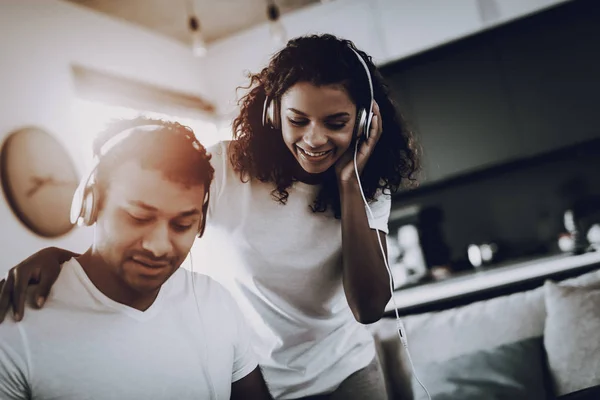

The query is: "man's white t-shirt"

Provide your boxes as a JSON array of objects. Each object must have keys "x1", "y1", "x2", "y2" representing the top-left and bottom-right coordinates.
[
  {"x1": 192, "y1": 141, "x2": 392, "y2": 399},
  {"x1": 0, "y1": 259, "x2": 257, "y2": 400}
]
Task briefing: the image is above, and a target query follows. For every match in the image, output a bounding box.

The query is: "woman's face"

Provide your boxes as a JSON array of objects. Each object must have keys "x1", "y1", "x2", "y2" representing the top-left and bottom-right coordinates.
[{"x1": 280, "y1": 82, "x2": 356, "y2": 176}]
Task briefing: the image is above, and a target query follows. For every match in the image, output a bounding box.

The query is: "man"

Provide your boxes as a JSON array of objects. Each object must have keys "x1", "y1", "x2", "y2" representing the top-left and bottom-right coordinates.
[{"x1": 0, "y1": 118, "x2": 272, "y2": 399}]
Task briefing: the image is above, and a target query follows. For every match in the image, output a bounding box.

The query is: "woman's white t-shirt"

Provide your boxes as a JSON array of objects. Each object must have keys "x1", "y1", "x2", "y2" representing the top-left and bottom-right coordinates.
[{"x1": 192, "y1": 141, "x2": 391, "y2": 399}]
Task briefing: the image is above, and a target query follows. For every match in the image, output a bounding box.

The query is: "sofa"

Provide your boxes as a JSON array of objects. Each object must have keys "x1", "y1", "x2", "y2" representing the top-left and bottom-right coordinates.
[{"x1": 369, "y1": 267, "x2": 600, "y2": 400}]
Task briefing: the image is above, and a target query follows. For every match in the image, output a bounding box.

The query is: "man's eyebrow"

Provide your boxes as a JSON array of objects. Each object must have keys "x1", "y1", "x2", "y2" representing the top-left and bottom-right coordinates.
[
  {"x1": 128, "y1": 201, "x2": 157, "y2": 211},
  {"x1": 128, "y1": 202, "x2": 199, "y2": 218}
]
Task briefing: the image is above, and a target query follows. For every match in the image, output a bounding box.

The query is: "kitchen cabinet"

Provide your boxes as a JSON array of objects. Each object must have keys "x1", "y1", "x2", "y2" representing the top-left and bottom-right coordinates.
[
  {"x1": 375, "y1": 0, "x2": 483, "y2": 64},
  {"x1": 482, "y1": 0, "x2": 572, "y2": 27},
  {"x1": 381, "y1": 0, "x2": 600, "y2": 184},
  {"x1": 385, "y1": 36, "x2": 517, "y2": 182},
  {"x1": 285, "y1": 0, "x2": 388, "y2": 63},
  {"x1": 496, "y1": 0, "x2": 600, "y2": 156}
]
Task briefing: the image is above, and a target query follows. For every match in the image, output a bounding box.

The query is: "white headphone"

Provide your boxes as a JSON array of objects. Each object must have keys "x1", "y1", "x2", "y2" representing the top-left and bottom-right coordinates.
[
  {"x1": 70, "y1": 125, "x2": 161, "y2": 227},
  {"x1": 262, "y1": 45, "x2": 375, "y2": 141},
  {"x1": 70, "y1": 124, "x2": 209, "y2": 236}
]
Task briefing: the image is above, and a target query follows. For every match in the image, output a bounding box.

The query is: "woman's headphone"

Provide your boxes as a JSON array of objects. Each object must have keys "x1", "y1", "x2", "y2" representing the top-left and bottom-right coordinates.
[
  {"x1": 262, "y1": 46, "x2": 374, "y2": 140},
  {"x1": 70, "y1": 124, "x2": 210, "y2": 238}
]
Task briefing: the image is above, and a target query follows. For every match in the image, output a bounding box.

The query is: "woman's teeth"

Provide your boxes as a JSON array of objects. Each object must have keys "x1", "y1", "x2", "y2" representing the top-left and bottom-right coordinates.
[{"x1": 298, "y1": 147, "x2": 331, "y2": 157}]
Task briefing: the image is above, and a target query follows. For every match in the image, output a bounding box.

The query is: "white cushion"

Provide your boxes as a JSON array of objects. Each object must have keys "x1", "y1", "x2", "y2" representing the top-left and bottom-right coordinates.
[
  {"x1": 369, "y1": 268, "x2": 600, "y2": 399},
  {"x1": 544, "y1": 281, "x2": 600, "y2": 395}
]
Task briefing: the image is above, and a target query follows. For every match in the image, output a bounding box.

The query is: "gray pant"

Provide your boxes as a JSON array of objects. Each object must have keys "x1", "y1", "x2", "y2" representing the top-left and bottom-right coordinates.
[{"x1": 299, "y1": 355, "x2": 389, "y2": 400}]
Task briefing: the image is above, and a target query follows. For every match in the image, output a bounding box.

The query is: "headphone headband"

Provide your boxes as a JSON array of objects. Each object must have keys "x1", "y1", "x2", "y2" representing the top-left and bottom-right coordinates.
[
  {"x1": 70, "y1": 123, "x2": 210, "y2": 237},
  {"x1": 263, "y1": 43, "x2": 375, "y2": 139},
  {"x1": 348, "y1": 47, "x2": 374, "y2": 120},
  {"x1": 70, "y1": 124, "x2": 166, "y2": 226},
  {"x1": 96, "y1": 124, "x2": 165, "y2": 158}
]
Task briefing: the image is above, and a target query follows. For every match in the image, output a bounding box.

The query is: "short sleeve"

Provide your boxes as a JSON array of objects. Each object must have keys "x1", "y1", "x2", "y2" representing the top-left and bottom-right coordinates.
[
  {"x1": 220, "y1": 289, "x2": 259, "y2": 383},
  {"x1": 0, "y1": 324, "x2": 30, "y2": 399},
  {"x1": 366, "y1": 189, "x2": 391, "y2": 234}
]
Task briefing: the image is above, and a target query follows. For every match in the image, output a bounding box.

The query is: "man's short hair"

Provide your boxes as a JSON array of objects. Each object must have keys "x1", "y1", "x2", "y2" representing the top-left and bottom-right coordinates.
[{"x1": 93, "y1": 117, "x2": 214, "y2": 208}]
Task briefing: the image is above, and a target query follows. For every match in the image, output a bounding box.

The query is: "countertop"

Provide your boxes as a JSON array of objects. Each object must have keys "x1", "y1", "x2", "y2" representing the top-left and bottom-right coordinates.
[{"x1": 385, "y1": 250, "x2": 600, "y2": 313}]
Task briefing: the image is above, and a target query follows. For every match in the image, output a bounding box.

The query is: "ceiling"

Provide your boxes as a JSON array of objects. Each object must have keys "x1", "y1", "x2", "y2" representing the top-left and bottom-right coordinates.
[{"x1": 66, "y1": 0, "x2": 321, "y2": 45}]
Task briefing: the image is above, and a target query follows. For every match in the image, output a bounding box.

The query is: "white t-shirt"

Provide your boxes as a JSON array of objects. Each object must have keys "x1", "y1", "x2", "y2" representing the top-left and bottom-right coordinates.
[
  {"x1": 0, "y1": 259, "x2": 257, "y2": 400},
  {"x1": 192, "y1": 141, "x2": 391, "y2": 399}
]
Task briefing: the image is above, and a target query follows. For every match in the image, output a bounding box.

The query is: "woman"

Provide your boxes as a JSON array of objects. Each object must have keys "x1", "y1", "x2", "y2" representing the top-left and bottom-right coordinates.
[{"x1": 0, "y1": 34, "x2": 419, "y2": 399}]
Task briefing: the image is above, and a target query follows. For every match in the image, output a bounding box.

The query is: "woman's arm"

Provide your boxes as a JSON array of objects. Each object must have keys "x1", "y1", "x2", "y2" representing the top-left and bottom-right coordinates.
[
  {"x1": 339, "y1": 179, "x2": 391, "y2": 324},
  {"x1": 231, "y1": 367, "x2": 273, "y2": 400},
  {"x1": 0, "y1": 247, "x2": 79, "y2": 323},
  {"x1": 335, "y1": 103, "x2": 391, "y2": 324}
]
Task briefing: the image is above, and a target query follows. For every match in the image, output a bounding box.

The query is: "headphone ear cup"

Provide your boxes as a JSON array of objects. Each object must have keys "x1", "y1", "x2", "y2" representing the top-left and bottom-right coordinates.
[
  {"x1": 81, "y1": 185, "x2": 99, "y2": 226},
  {"x1": 70, "y1": 184, "x2": 85, "y2": 225},
  {"x1": 365, "y1": 110, "x2": 373, "y2": 140},
  {"x1": 262, "y1": 97, "x2": 271, "y2": 127},
  {"x1": 262, "y1": 97, "x2": 281, "y2": 130},
  {"x1": 198, "y1": 190, "x2": 210, "y2": 238},
  {"x1": 269, "y1": 98, "x2": 280, "y2": 130},
  {"x1": 355, "y1": 108, "x2": 367, "y2": 139}
]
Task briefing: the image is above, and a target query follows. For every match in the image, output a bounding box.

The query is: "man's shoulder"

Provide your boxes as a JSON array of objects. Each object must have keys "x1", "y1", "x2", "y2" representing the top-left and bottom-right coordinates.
[
  {"x1": 0, "y1": 274, "x2": 80, "y2": 339},
  {"x1": 0, "y1": 312, "x2": 22, "y2": 337},
  {"x1": 0, "y1": 312, "x2": 29, "y2": 396},
  {"x1": 12, "y1": 259, "x2": 97, "y2": 322},
  {"x1": 0, "y1": 282, "x2": 46, "y2": 329},
  {"x1": 0, "y1": 293, "x2": 32, "y2": 350}
]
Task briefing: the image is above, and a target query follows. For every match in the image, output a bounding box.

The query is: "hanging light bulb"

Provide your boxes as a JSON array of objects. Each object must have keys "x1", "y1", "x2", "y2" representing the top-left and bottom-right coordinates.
[
  {"x1": 189, "y1": 15, "x2": 207, "y2": 57},
  {"x1": 267, "y1": 1, "x2": 286, "y2": 46}
]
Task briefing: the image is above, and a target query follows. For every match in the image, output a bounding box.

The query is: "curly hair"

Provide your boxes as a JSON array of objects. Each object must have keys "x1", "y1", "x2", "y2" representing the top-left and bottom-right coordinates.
[{"x1": 231, "y1": 34, "x2": 420, "y2": 218}]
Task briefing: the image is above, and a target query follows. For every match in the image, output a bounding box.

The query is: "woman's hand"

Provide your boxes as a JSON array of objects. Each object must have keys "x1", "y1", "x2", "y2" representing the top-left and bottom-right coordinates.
[
  {"x1": 0, "y1": 247, "x2": 78, "y2": 322},
  {"x1": 335, "y1": 101, "x2": 383, "y2": 184}
]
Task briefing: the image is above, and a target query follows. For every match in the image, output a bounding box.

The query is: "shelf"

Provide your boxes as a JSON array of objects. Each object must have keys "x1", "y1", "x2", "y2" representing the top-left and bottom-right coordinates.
[{"x1": 385, "y1": 251, "x2": 600, "y2": 313}]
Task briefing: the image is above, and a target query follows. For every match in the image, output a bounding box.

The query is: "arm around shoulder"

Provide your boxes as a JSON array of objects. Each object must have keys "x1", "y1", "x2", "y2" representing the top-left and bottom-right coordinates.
[{"x1": 0, "y1": 246, "x2": 77, "y2": 323}]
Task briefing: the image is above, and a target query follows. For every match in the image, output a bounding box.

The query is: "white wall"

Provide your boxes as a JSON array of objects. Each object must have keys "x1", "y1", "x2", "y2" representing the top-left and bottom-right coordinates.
[{"x1": 0, "y1": 0, "x2": 211, "y2": 272}]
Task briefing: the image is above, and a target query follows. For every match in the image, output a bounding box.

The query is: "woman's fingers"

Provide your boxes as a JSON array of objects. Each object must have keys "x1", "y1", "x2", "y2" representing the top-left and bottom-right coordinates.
[
  {"x1": 11, "y1": 267, "x2": 32, "y2": 322},
  {"x1": 374, "y1": 101, "x2": 383, "y2": 134},
  {"x1": 367, "y1": 102, "x2": 382, "y2": 142},
  {"x1": 33, "y1": 268, "x2": 61, "y2": 308},
  {"x1": 0, "y1": 247, "x2": 73, "y2": 323},
  {"x1": 360, "y1": 101, "x2": 382, "y2": 158}
]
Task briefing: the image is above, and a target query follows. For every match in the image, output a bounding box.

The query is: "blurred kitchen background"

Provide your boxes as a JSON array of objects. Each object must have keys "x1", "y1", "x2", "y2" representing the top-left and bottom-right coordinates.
[{"x1": 1, "y1": 0, "x2": 599, "y2": 296}]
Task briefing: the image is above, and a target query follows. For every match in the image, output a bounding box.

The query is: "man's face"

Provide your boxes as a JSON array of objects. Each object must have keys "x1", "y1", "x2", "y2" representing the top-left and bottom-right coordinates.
[{"x1": 94, "y1": 160, "x2": 206, "y2": 295}]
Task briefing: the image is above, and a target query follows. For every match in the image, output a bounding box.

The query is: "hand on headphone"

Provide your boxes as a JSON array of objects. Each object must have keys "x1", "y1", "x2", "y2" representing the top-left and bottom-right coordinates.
[{"x1": 335, "y1": 101, "x2": 383, "y2": 184}]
